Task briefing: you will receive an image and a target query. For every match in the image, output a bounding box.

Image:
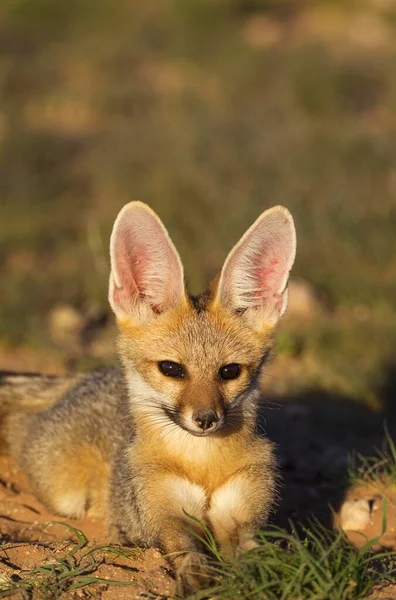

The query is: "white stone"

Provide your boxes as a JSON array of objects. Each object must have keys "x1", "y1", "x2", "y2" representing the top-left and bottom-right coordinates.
[{"x1": 340, "y1": 499, "x2": 371, "y2": 531}]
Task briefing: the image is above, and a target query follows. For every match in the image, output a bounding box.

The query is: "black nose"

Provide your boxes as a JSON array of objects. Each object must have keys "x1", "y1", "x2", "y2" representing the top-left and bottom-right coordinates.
[{"x1": 193, "y1": 409, "x2": 219, "y2": 431}]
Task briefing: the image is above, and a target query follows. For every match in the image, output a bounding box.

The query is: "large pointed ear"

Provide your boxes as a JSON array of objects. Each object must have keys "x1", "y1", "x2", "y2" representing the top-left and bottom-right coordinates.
[
  {"x1": 109, "y1": 202, "x2": 187, "y2": 323},
  {"x1": 213, "y1": 206, "x2": 296, "y2": 330}
]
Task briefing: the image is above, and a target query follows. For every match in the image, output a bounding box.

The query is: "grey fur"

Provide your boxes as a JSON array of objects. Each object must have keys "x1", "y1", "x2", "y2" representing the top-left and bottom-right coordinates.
[
  {"x1": 0, "y1": 371, "x2": 79, "y2": 413},
  {"x1": 5, "y1": 368, "x2": 126, "y2": 510}
]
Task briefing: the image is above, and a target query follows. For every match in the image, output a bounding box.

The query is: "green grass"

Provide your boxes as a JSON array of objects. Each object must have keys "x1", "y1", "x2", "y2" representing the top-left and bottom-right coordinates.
[
  {"x1": 2, "y1": 521, "x2": 395, "y2": 600},
  {"x1": 193, "y1": 525, "x2": 395, "y2": 600},
  {"x1": 0, "y1": 523, "x2": 137, "y2": 599}
]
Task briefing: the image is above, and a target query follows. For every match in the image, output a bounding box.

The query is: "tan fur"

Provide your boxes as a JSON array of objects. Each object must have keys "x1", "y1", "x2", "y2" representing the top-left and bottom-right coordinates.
[
  {"x1": 1, "y1": 202, "x2": 296, "y2": 596},
  {"x1": 49, "y1": 446, "x2": 110, "y2": 519}
]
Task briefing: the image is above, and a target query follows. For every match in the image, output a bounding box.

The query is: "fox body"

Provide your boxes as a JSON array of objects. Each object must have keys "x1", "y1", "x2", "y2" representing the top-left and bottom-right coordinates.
[{"x1": 2, "y1": 202, "x2": 296, "y2": 593}]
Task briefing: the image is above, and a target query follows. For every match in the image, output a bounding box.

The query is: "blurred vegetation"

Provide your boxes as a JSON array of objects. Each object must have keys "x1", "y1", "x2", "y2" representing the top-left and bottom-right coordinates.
[{"x1": 0, "y1": 0, "x2": 396, "y2": 403}]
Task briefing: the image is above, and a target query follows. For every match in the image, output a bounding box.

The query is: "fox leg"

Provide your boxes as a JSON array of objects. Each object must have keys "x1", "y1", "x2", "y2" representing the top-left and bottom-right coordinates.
[
  {"x1": 208, "y1": 466, "x2": 275, "y2": 556},
  {"x1": 39, "y1": 446, "x2": 110, "y2": 519},
  {"x1": 141, "y1": 475, "x2": 210, "y2": 595}
]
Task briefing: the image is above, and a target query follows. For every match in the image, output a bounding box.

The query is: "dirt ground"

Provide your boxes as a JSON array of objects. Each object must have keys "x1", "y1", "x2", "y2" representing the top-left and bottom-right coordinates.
[
  {"x1": 0, "y1": 456, "x2": 175, "y2": 599},
  {"x1": 1, "y1": 351, "x2": 396, "y2": 598}
]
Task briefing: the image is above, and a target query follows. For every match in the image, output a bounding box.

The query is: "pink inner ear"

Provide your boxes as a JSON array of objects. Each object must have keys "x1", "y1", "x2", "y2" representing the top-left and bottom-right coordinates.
[
  {"x1": 255, "y1": 255, "x2": 281, "y2": 299},
  {"x1": 114, "y1": 226, "x2": 168, "y2": 312},
  {"x1": 117, "y1": 240, "x2": 150, "y2": 297},
  {"x1": 216, "y1": 206, "x2": 296, "y2": 318},
  {"x1": 109, "y1": 203, "x2": 185, "y2": 319},
  {"x1": 110, "y1": 237, "x2": 139, "y2": 316},
  {"x1": 232, "y1": 236, "x2": 292, "y2": 309}
]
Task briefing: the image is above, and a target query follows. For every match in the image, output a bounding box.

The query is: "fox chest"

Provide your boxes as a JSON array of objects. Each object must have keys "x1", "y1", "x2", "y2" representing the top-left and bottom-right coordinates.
[
  {"x1": 137, "y1": 434, "x2": 251, "y2": 493},
  {"x1": 177, "y1": 458, "x2": 240, "y2": 492}
]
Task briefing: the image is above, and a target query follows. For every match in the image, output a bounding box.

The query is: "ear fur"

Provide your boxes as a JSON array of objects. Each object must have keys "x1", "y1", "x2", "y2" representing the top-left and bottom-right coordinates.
[
  {"x1": 109, "y1": 202, "x2": 186, "y2": 323},
  {"x1": 213, "y1": 206, "x2": 296, "y2": 330}
]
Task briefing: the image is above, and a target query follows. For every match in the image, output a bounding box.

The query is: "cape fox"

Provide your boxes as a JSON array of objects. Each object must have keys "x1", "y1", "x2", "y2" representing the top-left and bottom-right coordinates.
[{"x1": 0, "y1": 202, "x2": 296, "y2": 593}]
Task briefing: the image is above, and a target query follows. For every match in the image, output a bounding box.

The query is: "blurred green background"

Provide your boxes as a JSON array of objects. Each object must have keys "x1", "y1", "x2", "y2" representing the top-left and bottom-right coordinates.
[{"x1": 1, "y1": 0, "x2": 396, "y2": 405}]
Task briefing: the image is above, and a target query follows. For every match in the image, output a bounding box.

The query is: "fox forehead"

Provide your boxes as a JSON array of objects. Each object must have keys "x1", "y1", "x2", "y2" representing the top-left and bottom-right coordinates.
[{"x1": 117, "y1": 296, "x2": 273, "y2": 368}]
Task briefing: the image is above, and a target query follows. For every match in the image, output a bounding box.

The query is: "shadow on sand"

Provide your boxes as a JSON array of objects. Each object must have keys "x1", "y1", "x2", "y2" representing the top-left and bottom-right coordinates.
[{"x1": 260, "y1": 362, "x2": 396, "y2": 530}]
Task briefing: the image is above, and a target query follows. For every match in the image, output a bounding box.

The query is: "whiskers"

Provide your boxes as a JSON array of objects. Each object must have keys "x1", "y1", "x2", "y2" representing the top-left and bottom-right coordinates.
[
  {"x1": 133, "y1": 401, "x2": 180, "y2": 439},
  {"x1": 131, "y1": 401, "x2": 215, "y2": 455}
]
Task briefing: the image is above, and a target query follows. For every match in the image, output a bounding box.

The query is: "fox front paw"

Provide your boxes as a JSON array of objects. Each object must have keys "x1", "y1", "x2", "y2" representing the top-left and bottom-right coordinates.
[
  {"x1": 175, "y1": 552, "x2": 212, "y2": 597},
  {"x1": 236, "y1": 532, "x2": 259, "y2": 554},
  {"x1": 219, "y1": 529, "x2": 259, "y2": 557}
]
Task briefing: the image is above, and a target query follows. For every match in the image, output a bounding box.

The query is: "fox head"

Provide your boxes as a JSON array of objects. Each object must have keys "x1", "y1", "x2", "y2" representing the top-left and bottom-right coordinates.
[{"x1": 109, "y1": 202, "x2": 296, "y2": 438}]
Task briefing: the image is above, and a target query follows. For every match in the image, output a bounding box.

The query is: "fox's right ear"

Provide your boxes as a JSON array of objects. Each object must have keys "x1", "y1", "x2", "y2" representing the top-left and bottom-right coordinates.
[
  {"x1": 213, "y1": 206, "x2": 296, "y2": 331},
  {"x1": 109, "y1": 202, "x2": 187, "y2": 324}
]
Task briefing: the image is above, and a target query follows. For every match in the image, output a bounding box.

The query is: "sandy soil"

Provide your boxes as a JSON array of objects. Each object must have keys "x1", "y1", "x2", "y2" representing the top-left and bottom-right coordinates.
[{"x1": 0, "y1": 456, "x2": 175, "y2": 599}]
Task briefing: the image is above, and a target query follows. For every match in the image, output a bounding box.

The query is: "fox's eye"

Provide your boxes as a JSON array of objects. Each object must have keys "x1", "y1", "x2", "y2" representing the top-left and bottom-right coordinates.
[
  {"x1": 158, "y1": 361, "x2": 185, "y2": 378},
  {"x1": 219, "y1": 363, "x2": 241, "y2": 380}
]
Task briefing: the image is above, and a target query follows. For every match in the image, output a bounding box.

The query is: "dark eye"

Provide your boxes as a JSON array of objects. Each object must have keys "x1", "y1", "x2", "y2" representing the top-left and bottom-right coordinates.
[
  {"x1": 158, "y1": 361, "x2": 185, "y2": 378},
  {"x1": 219, "y1": 363, "x2": 241, "y2": 381}
]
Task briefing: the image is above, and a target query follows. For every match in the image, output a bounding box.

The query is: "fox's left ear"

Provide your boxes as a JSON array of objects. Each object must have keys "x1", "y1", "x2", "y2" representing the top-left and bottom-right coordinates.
[
  {"x1": 213, "y1": 206, "x2": 296, "y2": 330},
  {"x1": 109, "y1": 202, "x2": 187, "y2": 324}
]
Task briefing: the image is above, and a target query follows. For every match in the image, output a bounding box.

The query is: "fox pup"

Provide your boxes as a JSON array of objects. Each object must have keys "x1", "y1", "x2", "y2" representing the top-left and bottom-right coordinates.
[{"x1": 1, "y1": 202, "x2": 296, "y2": 593}]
